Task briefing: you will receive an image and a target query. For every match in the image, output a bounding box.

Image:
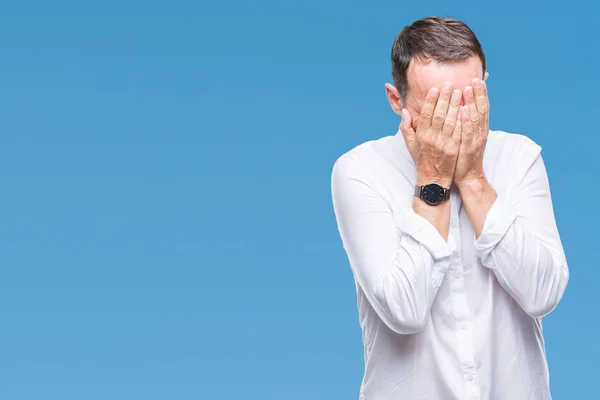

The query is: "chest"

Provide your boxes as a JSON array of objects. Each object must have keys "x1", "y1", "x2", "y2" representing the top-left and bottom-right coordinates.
[{"x1": 365, "y1": 151, "x2": 503, "y2": 300}]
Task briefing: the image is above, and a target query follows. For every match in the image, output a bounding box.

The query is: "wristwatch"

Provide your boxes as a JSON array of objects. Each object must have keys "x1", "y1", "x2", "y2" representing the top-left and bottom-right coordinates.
[{"x1": 414, "y1": 182, "x2": 451, "y2": 206}]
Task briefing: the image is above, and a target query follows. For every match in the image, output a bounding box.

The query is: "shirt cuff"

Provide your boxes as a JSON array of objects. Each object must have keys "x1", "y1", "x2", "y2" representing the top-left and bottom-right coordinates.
[
  {"x1": 474, "y1": 197, "x2": 517, "y2": 261},
  {"x1": 394, "y1": 207, "x2": 456, "y2": 260}
]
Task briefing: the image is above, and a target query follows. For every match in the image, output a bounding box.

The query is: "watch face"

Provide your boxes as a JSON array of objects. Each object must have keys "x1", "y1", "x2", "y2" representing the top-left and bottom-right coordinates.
[{"x1": 422, "y1": 183, "x2": 445, "y2": 205}]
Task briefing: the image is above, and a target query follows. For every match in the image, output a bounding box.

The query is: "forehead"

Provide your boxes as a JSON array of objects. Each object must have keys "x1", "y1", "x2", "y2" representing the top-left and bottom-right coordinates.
[{"x1": 407, "y1": 56, "x2": 483, "y2": 101}]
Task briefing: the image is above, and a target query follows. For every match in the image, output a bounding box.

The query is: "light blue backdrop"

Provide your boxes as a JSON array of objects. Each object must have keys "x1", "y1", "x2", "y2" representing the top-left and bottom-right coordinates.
[{"x1": 0, "y1": 1, "x2": 596, "y2": 399}]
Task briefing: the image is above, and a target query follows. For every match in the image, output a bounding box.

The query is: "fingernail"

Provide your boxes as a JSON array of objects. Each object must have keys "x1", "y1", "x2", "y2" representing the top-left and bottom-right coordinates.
[
  {"x1": 465, "y1": 86, "x2": 473, "y2": 96},
  {"x1": 451, "y1": 90, "x2": 461, "y2": 101},
  {"x1": 473, "y1": 78, "x2": 481, "y2": 87},
  {"x1": 443, "y1": 82, "x2": 452, "y2": 93},
  {"x1": 430, "y1": 87, "x2": 439, "y2": 96}
]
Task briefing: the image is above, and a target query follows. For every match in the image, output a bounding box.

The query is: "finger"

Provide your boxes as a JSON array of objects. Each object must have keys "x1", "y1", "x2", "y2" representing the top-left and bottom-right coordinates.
[
  {"x1": 464, "y1": 85, "x2": 479, "y2": 125},
  {"x1": 442, "y1": 89, "x2": 462, "y2": 136},
  {"x1": 431, "y1": 82, "x2": 453, "y2": 132},
  {"x1": 482, "y1": 80, "x2": 491, "y2": 121},
  {"x1": 399, "y1": 108, "x2": 416, "y2": 142},
  {"x1": 461, "y1": 105, "x2": 473, "y2": 137},
  {"x1": 472, "y1": 78, "x2": 489, "y2": 119},
  {"x1": 482, "y1": 79, "x2": 488, "y2": 98},
  {"x1": 418, "y1": 87, "x2": 440, "y2": 131},
  {"x1": 452, "y1": 106, "x2": 462, "y2": 144}
]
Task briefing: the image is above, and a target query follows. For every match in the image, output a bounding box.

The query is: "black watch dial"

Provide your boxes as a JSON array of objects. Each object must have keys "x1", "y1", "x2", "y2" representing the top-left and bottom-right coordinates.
[{"x1": 422, "y1": 183, "x2": 445, "y2": 205}]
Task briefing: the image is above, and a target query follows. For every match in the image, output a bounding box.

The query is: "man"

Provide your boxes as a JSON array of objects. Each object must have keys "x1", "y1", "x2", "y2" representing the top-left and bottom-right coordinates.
[{"x1": 330, "y1": 17, "x2": 569, "y2": 400}]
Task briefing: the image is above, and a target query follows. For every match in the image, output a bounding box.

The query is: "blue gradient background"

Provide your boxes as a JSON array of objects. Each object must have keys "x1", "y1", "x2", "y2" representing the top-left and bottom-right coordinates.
[{"x1": 0, "y1": 1, "x2": 597, "y2": 399}]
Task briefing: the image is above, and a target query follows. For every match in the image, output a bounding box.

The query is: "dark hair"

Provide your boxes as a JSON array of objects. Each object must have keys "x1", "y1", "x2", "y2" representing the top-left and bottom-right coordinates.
[{"x1": 391, "y1": 17, "x2": 486, "y2": 104}]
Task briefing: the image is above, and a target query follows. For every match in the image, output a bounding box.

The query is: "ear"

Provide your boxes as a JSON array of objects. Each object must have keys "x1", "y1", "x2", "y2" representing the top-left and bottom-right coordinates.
[
  {"x1": 385, "y1": 83, "x2": 403, "y2": 115},
  {"x1": 483, "y1": 71, "x2": 490, "y2": 81}
]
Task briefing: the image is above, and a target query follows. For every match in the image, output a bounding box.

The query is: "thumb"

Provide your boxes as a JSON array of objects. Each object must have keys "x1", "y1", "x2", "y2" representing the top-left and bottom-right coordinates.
[{"x1": 399, "y1": 109, "x2": 415, "y2": 142}]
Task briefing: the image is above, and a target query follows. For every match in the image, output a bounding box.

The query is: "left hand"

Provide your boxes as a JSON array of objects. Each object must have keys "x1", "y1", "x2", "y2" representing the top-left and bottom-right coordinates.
[{"x1": 454, "y1": 77, "x2": 490, "y2": 187}]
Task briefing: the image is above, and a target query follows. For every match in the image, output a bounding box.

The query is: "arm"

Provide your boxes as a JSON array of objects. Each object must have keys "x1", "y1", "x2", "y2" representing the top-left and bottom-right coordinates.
[
  {"x1": 460, "y1": 154, "x2": 569, "y2": 318},
  {"x1": 455, "y1": 78, "x2": 568, "y2": 318},
  {"x1": 331, "y1": 156, "x2": 456, "y2": 334},
  {"x1": 456, "y1": 178, "x2": 497, "y2": 238},
  {"x1": 400, "y1": 83, "x2": 463, "y2": 242},
  {"x1": 413, "y1": 183, "x2": 452, "y2": 241}
]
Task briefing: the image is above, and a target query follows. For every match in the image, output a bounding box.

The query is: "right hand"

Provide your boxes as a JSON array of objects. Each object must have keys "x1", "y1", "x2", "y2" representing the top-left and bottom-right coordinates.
[{"x1": 399, "y1": 83, "x2": 462, "y2": 188}]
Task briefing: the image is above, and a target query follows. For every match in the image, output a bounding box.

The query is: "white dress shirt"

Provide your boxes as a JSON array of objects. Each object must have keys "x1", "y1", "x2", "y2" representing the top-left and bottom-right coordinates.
[{"x1": 331, "y1": 129, "x2": 569, "y2": 400}]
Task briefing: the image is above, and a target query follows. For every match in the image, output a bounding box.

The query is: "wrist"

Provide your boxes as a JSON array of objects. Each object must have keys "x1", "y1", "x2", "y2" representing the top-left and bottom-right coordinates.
[
  {"x1": 416, "y1": 175, "x2": 452, "y2": 188},
  {"x1": 456, "y1": 176, "x2": 487, "y2": 196}
]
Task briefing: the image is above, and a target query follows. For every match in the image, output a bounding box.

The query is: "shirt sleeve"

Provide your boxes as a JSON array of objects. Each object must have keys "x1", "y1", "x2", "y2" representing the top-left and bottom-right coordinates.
[
  {"x1": 331, "y1": 155, "x2": 456, "y2": 334},
  {"x1": 475, "y1": 153, "x2": 569, "y2": 318}
]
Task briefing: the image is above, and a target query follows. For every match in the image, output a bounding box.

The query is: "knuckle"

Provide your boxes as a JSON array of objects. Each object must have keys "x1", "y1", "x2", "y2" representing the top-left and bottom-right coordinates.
[
  {"x1": 443, "y1": 145, "x2": 456, "y2": 156},
  {"x1": 443, "y1": 125, "x2": 455, "y2": 135},
  {"x1": 433, "y1": 113, "x2": 445, "y2": 124},
  {"x1": 444, "y1": 117, "x2": 456, "y2": 128},
  {"x1": 420, "y1": 111, "x2": 433, "y2": 121}
]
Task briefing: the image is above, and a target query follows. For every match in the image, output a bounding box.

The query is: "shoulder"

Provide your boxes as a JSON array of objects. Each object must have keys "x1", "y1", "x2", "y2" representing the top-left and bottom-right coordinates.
[
  {"x1": 487, "y1": 129, "x2": 542, "y2": 156},
  {"x1": 330, "y1": 135, "x2": 399, "y2": 180},
  {"x1": 485, "y1": 129, "x2": 545, "y2": 186},
  {"x1": 331, "y1": 130, "x2": 413, "y2": 179}
]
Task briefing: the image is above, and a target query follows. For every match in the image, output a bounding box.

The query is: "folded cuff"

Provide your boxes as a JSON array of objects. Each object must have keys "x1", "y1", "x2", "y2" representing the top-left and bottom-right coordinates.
[
  {"x1": 474, "y1": 198, "x2": 517, "y2": 262},
  {"x1": 394, "y1": 207, "x2": 456, "y2": 260}
]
